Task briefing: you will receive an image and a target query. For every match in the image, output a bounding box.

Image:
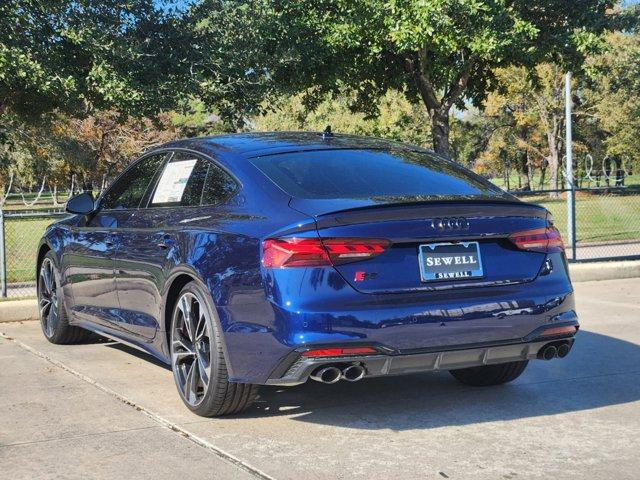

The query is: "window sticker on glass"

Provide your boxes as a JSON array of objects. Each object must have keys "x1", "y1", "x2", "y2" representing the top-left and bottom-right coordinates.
[{"x1": 152, "y1": 159, "x2": 197, "y2": 204}]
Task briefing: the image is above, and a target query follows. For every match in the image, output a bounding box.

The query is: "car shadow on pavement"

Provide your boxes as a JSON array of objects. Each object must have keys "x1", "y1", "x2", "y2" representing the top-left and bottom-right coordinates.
[
  {"x1": 104, "y1": 342, "x2": 172, "y2": 370},
  {"x1": 241, "y1": 330, "x2": 640, "y2": 430}
]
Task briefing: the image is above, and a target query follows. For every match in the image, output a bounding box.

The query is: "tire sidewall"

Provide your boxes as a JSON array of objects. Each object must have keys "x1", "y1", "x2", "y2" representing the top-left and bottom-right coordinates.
[
  {"x1": 169, "y1": 281, "x2": 226, "y2": 415},
  {"x1": 38, "y1": 251, "x2": 66, "y2": 342}
]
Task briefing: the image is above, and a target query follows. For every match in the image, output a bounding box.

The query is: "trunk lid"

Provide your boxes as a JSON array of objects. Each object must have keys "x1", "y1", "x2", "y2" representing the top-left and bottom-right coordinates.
[{"x1": 291, "y1": 198, "x2": 549, "y2": 294}]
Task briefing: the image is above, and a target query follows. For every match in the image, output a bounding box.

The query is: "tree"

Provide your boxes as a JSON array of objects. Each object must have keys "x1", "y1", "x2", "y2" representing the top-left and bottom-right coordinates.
[
  {"x1": 0, "y1": 1, "x2": 185, "y2": 121},
  {"x1": 478, "y1": 64, "x2": 594, "y2": 193},
  {"x1": 0, "y1": 111, "x2": 179, "y2": 193},
  {"x1": 253, "y1": 90, "x2": 432, "y2": 147},
  {"x1": 181, "y1": 1, "x2": 285, "y2": 129},
  {"x1": 584, "y1": 32, "x2": 640, "y2": 171},
  {"x1": 238, "y1": 0, "x2": 618, "y2": 158},
  {"x1": 55, "y1": 111, "x2": 180, "y2": 189}
]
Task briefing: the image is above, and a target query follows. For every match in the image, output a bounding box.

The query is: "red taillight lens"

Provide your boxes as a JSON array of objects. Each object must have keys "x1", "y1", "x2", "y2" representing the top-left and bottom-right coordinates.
[
  {"x1": 302, "y1": 347, "x2": 378, "y2": 357},
  {"x1": 262, "y1": 238, "x2": 389, "y2": 268},
  {"x1": 508, "y1": 226, "x2": 564, "y2": 253},
  {"x1": 262, "y1": 238, "x2": 331, "y2": 268}
]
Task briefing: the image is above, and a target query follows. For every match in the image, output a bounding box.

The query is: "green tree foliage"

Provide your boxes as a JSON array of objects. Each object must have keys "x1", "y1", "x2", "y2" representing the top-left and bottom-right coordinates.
[
  {"x1": 253, "y1": 91, "x2": 432, "y2": 147},
  {"x1": 237, "y1": 0, "x2": 618, "y2": 157},
  {"x1": 479, "y1": 64, "x2": 574, "y2": 192},
  {"x1": 0, "y1": 1, "x2": 186, "y2": 121},
  {"x1": 181, "y1": 1, "x2": 283, "y2": 128},
  {"x1": 585, "y1": 32, "x2": 640, "y2": 165}
]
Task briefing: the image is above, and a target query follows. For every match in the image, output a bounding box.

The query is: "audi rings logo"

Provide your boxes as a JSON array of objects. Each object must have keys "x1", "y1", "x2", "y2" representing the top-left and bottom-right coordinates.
[{"x1": 430, "y1": 217, "x2": 470, "y2": 231}]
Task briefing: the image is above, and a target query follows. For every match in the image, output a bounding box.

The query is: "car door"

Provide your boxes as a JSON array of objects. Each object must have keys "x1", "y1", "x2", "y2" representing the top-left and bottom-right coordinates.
[
  {"x1": 114, "y1": 151, "x2": 215, "y2": 340},
  {"x1": 64, "y1": 153, "x2": 168, "y2": 332}
]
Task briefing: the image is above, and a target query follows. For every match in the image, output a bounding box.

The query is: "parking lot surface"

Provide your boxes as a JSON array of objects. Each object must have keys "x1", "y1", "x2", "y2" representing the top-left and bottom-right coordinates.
[{"x1": 1, "y1": 278, "x2": 639, "y2": 480}]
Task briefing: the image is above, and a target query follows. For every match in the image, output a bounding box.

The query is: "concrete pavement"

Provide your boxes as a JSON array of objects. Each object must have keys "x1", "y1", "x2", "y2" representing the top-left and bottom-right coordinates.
[{"x1": 1, "y1": 278, "x2": 639, "y2": 479}]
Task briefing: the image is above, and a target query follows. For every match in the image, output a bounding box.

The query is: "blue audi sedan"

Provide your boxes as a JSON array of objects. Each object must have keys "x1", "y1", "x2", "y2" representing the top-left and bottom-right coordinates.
[{"x1": 37, "y1": 132, "x2": 578, "y2": 416}]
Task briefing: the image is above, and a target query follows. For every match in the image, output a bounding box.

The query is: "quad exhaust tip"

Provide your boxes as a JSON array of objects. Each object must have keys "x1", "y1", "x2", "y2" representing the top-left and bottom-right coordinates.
[
  {"x1": 310, "y1": 366, "x2": 342, "y2": 384},
  {"x1": 538, "y1": 342, "x2": 572, "y2": 360},
  {"x1": 540, "y1": 344, "x2": 558, "y2": 360},
  {"x1": 342, "y1": 364, "x2": 366, "y2": 382},
  {"x1": 310, "y1": 364, "x2": 366, "y2": 384},
  {"x1": 556, "y1": 343, "x2": 570, "y2": 358}
]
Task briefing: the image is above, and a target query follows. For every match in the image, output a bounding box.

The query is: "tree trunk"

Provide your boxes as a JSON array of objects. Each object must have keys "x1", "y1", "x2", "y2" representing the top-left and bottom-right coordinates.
[
  {"x1": 546, "y1": 124, "x2": 560, "y2": 197},
  {"x1": 430, "y1": 109, "x2": 451, "y2": 158},
  {"x1": 516, "y1": 150, "x2": 530, "y2": 191},
  {"x1": 52, "y1": 183, "x2": 60, "y2": 206},
  {"x1": 539, "y1": 166, "x2": 546, "y2": 190}
]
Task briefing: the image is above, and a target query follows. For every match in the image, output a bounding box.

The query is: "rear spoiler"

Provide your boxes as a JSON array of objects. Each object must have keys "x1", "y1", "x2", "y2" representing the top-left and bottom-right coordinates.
[{"x1": 289, "y1": 197, "x2": 547, "y2": 229}]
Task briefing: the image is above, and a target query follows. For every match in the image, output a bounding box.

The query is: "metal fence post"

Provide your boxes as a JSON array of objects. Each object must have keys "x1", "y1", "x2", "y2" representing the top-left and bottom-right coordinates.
[
  {"x1": 565, "y1": 72, "x2": 577, "y2": 261},
  {"x1": 0, "y1": 209, "x2": 6, "y2": 297}
]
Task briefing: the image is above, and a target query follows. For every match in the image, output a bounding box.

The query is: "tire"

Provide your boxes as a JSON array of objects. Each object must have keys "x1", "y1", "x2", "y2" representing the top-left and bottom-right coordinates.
[
  {"x1": 38, "y1": 251, "x2": 91, "y2": 344},
  {"x1": 449, "y1": 360, "x2": 529, "y2": 387},
  {"x1": 169, "y1": 281, "x2": 259, "y2": 417}
]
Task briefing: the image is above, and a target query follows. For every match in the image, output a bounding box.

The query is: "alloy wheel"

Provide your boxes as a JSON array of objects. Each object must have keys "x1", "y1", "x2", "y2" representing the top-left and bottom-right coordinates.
[
  {"x1": 38, "y1": 258, "x2": 59, "y2": 338},
  {"x1": 171, "y1": 292, "x2": 213, "y2": 407}
]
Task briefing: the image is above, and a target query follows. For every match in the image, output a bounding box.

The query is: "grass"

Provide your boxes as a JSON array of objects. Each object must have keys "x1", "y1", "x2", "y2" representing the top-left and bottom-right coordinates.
[
  {"x1": 4, "y1": 216, "x2": 58, "y2": 284},
  {"x1": 518, "y1": 192, "x2": 640, "y2": 243}
]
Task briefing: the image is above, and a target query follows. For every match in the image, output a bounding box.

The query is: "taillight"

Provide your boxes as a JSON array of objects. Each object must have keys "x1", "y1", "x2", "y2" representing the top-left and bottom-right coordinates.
[
  {"x1": 508, "y1": 226, "x2": 564, "y2": 253},
  {"x1": 262, "y1": 238, "x2": 390, "y2": 268}
]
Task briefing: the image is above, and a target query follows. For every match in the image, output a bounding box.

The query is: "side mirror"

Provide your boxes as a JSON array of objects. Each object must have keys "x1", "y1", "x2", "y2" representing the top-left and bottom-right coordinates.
[{"x1": 65, "y1": 192, "x2": 96, "y2": 215}]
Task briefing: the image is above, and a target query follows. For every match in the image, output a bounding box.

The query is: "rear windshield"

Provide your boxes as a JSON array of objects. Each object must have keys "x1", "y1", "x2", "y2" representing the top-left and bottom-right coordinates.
[{"x1": 250, "y1": 149, "x2": 509, "y2": 200}]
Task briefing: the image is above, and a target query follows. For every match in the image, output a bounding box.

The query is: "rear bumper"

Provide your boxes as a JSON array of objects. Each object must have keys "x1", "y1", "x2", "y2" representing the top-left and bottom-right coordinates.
[
  {"x1": 222, "y1": 252, "x2": 576, "y2": 384},
  {"x1": 265, "y1": 325, "x2": 578, "y2": 386}
]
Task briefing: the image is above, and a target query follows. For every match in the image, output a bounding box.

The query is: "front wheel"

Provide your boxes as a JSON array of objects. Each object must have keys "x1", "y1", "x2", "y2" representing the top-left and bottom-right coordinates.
[
  {"x1": 449, "y1": 360, "x2": 529, "y2": 386},
  {"x1": 38, "y1": 251, "x2": 91, "y2": 344},
  {"x1": 170, "y1": 282, "x2": 259, "y2": 416}
]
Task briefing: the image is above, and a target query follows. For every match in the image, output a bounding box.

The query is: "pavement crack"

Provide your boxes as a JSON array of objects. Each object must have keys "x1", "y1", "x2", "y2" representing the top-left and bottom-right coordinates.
[{"x1": 0, "y1": 331, "x2": 276, "y2": 480}]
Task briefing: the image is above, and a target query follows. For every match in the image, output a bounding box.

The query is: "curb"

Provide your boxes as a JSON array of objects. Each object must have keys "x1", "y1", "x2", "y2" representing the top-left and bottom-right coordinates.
[
  {"x1": 568, "y1": 260, "x2": 640, "y2": 283},
  {"x1": 1, "y1": 261, "x2": 639, "y2": 323},
  {"x1": 0, "y1": 299, "x2": 38, "y2": 323}
]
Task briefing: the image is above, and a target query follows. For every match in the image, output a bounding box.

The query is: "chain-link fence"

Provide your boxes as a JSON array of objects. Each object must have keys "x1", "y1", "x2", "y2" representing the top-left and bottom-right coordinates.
[
  {"x1": 0, "y1": 210, "x2": 68, "y2": 300},
  {"x1": 513, "y1": 186, "x2": 640, "y2": 261},
  {"x1": 1, "y1": 186, "x2": 639, "y2": 300}
]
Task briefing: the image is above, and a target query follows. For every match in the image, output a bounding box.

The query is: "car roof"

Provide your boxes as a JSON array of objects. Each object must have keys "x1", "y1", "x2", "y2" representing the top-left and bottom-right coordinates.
[{"x1": 161, "y1": 132, "x2": 433, "y2": 159}]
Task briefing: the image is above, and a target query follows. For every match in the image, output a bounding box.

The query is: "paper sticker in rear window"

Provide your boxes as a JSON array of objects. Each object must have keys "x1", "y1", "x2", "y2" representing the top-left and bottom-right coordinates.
[{"x1": 152, "y1": 159, "x2": 197, "y2": 204}]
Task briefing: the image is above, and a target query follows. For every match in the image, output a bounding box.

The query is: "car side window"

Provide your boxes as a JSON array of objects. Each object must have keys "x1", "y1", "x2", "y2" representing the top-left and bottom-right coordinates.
[
  {"x1": 100, "y1": 154, "x2": 167, "y2": 210},
  {"x1": 201, "y1": 162, "x2": 238, "y2": 206},
  {"x1": 145, "y1": 151, "x2": 237, "y2": 208},
  {"x1": 147, "y1": 152, "x2": 210, "y2": 207}
]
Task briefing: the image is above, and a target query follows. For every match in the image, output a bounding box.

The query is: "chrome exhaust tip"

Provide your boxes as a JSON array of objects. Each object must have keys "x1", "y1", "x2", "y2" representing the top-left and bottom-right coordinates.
[
  {"x1": 342, "y1": 364, "x2": 366, "y2": 382},
  {"x1": 310, "y1": 366, "x2": 342, "y2": 384},
  {"x1": 556, "y1": 343, "x2": 571, "y2": 358},
  {"x1": 538, "y1": 344, "x2": 558, "y2": 360}
]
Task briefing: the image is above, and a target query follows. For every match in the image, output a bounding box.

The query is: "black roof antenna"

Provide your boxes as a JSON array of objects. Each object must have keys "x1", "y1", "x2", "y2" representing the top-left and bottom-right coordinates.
[{"x1": 321, "y1": 125, "x2": 333, "y2": 139}]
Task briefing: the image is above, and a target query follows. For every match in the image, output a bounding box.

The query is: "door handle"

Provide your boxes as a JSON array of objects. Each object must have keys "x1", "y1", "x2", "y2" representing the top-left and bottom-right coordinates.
[{"x1": 105, "y1": 239, "x2": 115, "y2": 248}]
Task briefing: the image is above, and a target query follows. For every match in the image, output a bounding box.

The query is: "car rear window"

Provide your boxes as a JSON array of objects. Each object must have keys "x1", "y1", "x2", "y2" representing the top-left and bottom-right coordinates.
[{"x1": 250, "y1": 149, "x2": 509, "y2": 200}]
